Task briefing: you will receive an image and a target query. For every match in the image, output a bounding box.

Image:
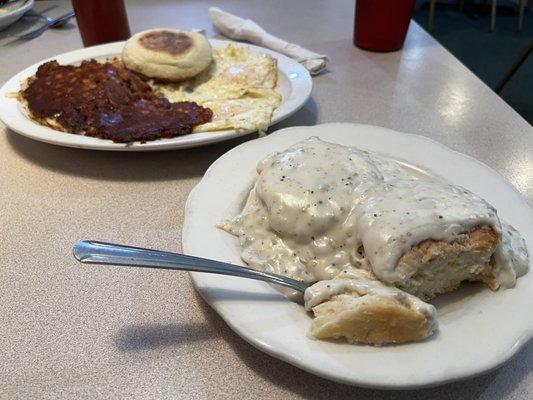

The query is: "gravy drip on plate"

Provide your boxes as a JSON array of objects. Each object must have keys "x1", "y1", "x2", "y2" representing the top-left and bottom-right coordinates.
[
  {"x1": 221, "y1": 137, "x2": 528, "y2": 297},
  {"x1": 492, "y1": 222, "x2": 529, "y2": 288}
]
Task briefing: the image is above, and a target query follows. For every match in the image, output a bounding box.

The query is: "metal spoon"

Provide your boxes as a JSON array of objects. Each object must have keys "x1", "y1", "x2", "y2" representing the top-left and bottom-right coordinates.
[
  {"x1": 19, "y1": 10, "x2": 75, "y2": 40},
  {"x1": 73, "y1": 240, "x2": 311, "y2": 293}
]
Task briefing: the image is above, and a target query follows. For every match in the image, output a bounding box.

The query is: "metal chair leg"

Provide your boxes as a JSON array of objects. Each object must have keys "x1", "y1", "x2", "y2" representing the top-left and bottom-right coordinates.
[
  {"x1": 428, "y1": 0, "x2": 436, "y2": 31},
  {"x1": 518, "y1": 0, "x2": 526, "y2": 31},
  {"x1": 490, "y1": 0, "x2": 497, "y2": 32},
  {"x1": 494, "y1": 40, "x2": 533, "y2": 93}
]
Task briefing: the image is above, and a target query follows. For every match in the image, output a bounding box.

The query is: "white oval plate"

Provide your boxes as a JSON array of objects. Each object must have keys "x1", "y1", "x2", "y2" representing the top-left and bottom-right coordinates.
[
  {"x1": 182, "y1": 123, "x2": 533, "y2": 389},
  {"x1": 0, "y1": 39, "x2": 312, "y2": 151}
]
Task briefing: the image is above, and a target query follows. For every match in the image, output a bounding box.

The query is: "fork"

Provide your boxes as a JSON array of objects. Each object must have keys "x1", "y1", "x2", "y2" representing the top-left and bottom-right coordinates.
[{"x1": 73, "y1": 240, "x2": 311, "y2": 293}]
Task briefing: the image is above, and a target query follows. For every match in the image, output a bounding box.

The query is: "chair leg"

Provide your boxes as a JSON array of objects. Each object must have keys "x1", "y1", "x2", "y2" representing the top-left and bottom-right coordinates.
[
  {"x1": 428, "y1": 0, "x2": 436, "y2": 31},
  {"x1": 490, "y1": 0, "x2": 497, "y2": 32},
  {"x1": 494, "y1": 41, "x2": 533, "y2": 93},
  {"x1": 518, "y1": 0, "x2": 526, "y2": 31}
]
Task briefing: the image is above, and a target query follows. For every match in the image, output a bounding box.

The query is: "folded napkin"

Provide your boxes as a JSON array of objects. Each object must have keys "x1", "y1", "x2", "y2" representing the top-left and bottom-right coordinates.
[{"x1": 208, "y1": 7, "x2": 328, "y2": 75}]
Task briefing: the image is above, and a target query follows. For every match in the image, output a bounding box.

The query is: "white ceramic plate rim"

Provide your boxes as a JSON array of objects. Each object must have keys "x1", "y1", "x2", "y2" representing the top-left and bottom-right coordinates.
[
  {"x1": 0, "y1": 39, "x2": 312, "y2": 151},
  {"x1": 182, "y1": 123, "x2": 533, "y2": 389}
]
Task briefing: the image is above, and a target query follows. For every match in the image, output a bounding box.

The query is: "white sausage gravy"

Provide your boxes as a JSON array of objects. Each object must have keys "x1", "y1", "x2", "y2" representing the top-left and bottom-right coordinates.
[{"x1": 219, "y1": 137, "x2": 528, "y2": 313}]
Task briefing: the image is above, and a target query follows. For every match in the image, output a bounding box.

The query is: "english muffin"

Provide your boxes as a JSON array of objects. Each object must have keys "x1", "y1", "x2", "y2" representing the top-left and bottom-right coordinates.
[{"x1": 122, "y1": 29, "x2": 213, "y2": 82}]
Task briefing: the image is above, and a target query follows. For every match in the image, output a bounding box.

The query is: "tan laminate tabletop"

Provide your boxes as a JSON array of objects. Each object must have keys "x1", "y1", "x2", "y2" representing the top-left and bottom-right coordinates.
[{"x1": 0, "y1": 0, "x2": 532, "y2": 399}]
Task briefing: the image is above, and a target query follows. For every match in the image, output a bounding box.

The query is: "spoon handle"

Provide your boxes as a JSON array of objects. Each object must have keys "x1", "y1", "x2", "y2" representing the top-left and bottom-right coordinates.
[
  {"x1": 19, "y1": 10, "x2": 75, "y2": 40},
  {"x1": 73, "y1": 240, "x2": 309, "y2": 293},
  {"x1": 49, "y1": 10, "x2": 75, "y2": 27}
]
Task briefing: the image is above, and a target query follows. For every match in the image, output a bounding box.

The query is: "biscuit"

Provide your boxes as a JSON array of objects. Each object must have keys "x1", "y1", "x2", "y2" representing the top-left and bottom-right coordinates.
[
  {"x1": 305, "y1": 279, "x2": 437, "y2": 345},
  {"x1": 395, "y1": 226, "x2": 499, "y2": 300}
]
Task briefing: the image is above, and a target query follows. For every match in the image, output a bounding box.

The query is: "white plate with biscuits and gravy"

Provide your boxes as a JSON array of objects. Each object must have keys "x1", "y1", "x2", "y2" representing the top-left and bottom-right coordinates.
[
  {"x1": 0, "y1": 29, "x2": 312, "y2": 151},
  {"x1": 183, "y1": 123, "x2": 533, "y2": 389}
]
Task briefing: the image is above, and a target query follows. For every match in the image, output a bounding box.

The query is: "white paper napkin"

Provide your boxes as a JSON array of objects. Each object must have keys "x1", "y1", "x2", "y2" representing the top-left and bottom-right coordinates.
[{"x1": 208, "y1": 7, "x2": 328, "y2": 75}]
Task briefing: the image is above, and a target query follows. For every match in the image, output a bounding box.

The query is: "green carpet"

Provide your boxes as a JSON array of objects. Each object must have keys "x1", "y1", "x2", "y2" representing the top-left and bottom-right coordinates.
[{"x1": 412, "y1": 0, "x2": 532, "y2": 124}]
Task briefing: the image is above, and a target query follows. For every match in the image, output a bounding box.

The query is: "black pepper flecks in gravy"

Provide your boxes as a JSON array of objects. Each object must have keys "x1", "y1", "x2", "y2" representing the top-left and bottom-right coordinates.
[{"x1": 219, "y1": 137, "x2": 528, "y2": 297}]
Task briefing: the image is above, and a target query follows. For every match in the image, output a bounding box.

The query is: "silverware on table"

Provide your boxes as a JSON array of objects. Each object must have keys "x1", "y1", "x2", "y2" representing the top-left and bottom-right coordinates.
[
  {"x1": 18, "y1": 10, "x2": 75, "y2": 40},
  {"x1": 73, "y1": 240, "x2": 311, "y2": 293}
]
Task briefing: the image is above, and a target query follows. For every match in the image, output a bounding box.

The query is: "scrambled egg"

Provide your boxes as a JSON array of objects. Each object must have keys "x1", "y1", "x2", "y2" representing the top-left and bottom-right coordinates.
[{"x1": 153, "y1": 44, "x2": 282, "y2": 132}]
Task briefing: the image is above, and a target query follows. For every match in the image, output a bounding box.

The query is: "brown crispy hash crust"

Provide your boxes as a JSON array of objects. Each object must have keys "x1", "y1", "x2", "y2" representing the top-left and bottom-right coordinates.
[{"x1": 20, "y1": 60, "x2": 212, "y2": 143}]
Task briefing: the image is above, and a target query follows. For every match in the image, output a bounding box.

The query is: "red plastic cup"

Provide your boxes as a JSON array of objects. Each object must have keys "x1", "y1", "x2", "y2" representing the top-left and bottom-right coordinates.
[
  {"x1": 354, "y1": 0, "x2": 416, "y2": 52},
  {"x1": 72, "y1": 0, "x2": 131, "y2": 47}
]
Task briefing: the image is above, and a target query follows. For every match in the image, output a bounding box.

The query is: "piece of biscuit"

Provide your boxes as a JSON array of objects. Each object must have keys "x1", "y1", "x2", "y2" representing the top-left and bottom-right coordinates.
[
  {"x1": 122, "y1": 29, "x2": 212, "y2": 82},
  {"x1": 395, "y1": 226, "x2": 500, "y2": 300},
  {"x1": 305, "y1": 279, "x2": 437, "y2": 345}
]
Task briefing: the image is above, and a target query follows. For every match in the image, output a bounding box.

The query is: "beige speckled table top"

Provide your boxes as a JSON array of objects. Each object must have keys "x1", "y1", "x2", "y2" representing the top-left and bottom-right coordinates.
[{"x1": 1, "y1": 0, "x2": 532, "y2": 398}]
